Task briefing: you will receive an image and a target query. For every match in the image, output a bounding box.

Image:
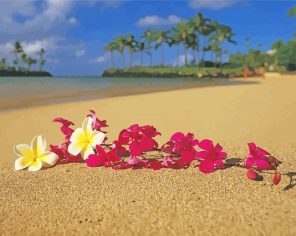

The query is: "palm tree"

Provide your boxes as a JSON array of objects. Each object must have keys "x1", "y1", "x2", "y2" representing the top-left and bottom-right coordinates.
[
  {"x1": 153, "y1": 30, "x2": 169, "y2": 66},
  {"x1": 38, "y1": 48, "x2": 46, "y2": 72},
  {"x1": 21, "y1": 53, "x2": 28, "y2": 71},
  {"x1": 190, "y1": 13, "x2": 215, "y2": 66},
  {"x1": 27, "y1": 57, "x2": 37, "y2": 71},
  {"x1": 0, "y1": 58, "x2": 7, "y2": 70},
  {"x1": 125, "y1": 35, "x2": 138, "y2": 67},
  {"x1": 172, "y1": 20, "x2": 195, "y2": 66},
  {"x1": 168, "y1": 30, "x2": 182, "y2": 67},
  {"x1": 136, "y1": 41, "x2": 146, "y2": 66},
  {"x1": 142, "y1": 28, "x2": 156, "y2": 66},
  {"x1": 13, "y1": 41, "x2": 23, "y2": 71},
  {"x1": 114, "y1": 36, "x2": 126, "y2": 68},
  {"x1": 104, "y1": 42, "x2": 117, "y2": 68},
  {"x1": 208, "y1": 21, "x2": 236, "y2": 65}
]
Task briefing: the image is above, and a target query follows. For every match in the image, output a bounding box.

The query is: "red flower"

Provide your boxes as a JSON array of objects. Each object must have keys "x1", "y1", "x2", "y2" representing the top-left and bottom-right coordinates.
[
  {"x1": 50, "y1": 142, "x2": 81, "y2": 164},
  {"x1": 87, "y1": 110, "x2": 108, "y2": 132},
  {"x1": 162, "y1": 132, "x2": 199, "y2": 165},
  {"x1": 246, "y1": 169, "x2": 258, "y2": 180},
  {"x1": 197, "y1": 139, "x2": 227, "y2": 174},
  {"x1": 52, "y1": 117, "x2": 74, "y2": 139},
  {"x1": 85, "y1": 145, "x2": 122, "y2": 167},
  {"x1": 116, "y1": 124, "x2": 160, "y2": 157},
  {"x1": 245, "y1": 143, "x2": 279, "y2": 171},
  {"x1": 272, "y1": 172, "x2": 281, "y2": 185}
]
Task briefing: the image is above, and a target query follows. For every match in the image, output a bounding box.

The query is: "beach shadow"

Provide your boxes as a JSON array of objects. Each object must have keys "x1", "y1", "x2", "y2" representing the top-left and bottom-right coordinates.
[
  {"x1": 224, "y1": 157, "x2": 243, "y2": 169},
  {"x1": 283, "y1": 172, "x2": 296, "y2": 191}
]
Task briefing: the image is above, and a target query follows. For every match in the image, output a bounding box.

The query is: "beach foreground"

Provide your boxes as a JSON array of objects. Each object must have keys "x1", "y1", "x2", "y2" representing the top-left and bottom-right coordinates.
[{"x1": 0, "y1": 75, "x2": 296, "y2": 235}]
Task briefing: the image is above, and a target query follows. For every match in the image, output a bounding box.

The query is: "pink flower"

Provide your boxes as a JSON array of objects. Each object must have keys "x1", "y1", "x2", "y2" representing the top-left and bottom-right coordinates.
[
  {"x1": 85, "y1": 145, "x2": 123, "y2": 167},
  {"x1": 52, "y1": 117, "x2": 74, "y2": 138},
  {"x1": 116, "y1": 124, "x2": 160, "y2": 157},
  {"x1": 272, "y1": 172, "x2": 281, "y2": 185},
  {"x1": 245, "y1": 143, "x2": 279, "y2": 171},
  {"x1": 197, "y1": 139, "x2": 227, "y2": 174},
  {"x1": 162, "y1": 132, "x2": 199, "y2": 165},
  {"x1": 87, "y1": 110, "x2": 108, "y2": 132},
  {"x1": 50, "y1": 142, "x2": 81, "y2": 164},
  {"x1": 246, "y1": 169, "x2": 258, "y2": 180}
]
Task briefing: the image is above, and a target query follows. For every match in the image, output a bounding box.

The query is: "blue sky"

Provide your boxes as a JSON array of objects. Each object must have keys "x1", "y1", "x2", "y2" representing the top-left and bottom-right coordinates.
[{"x1": 0, "y1": 0, "x2": 295, "y2": 76}]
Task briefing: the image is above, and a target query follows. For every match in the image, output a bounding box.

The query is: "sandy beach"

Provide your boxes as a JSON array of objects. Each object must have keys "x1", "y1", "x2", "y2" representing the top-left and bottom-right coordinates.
[{"x1": 0, "y1": 75, "x2": 296, "y2": 235}]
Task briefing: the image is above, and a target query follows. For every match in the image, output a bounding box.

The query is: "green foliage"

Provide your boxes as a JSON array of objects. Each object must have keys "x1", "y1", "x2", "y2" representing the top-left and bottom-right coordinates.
[
  {"x1": 102, "y1": 66, "x2": 243, "y2": 78},
  {"x1": 274, "y1": 39, "x2": 296, "y2": 70},
  {"x1": 288, "y1": 6, "x2": 296, "y2": 16},
  {"x1": 105, "y1": 13, "x2": 236, "y2": 68}
]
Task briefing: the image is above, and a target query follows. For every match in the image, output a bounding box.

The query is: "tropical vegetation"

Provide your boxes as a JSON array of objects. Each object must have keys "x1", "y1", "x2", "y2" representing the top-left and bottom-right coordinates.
[
  {"x1": 0, "y1": 41, "x2": 50, "y2": 76},
  {"x1": 103, "y1": 7, "x2": 296, "y2": 78}
]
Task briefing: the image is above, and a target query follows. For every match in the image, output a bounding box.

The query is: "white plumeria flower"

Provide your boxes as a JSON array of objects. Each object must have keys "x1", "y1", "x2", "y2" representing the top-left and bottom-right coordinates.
[
  {"x1": 68, "y1": 117, "x2": 105, "y2": 160},
  {"x1": 14, "y1": 135, "x2": 58, "y2": 171}
]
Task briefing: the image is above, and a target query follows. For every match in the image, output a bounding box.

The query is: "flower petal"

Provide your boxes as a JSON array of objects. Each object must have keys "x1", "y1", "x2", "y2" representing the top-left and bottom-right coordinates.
[
  {"x1": 13, "y1": 144, "x2": 34, "y2": 158},
  {"x1": 68, "y1": 142, "x2": 84, "y2": 156},
  {"x1": 90, "y1": 131, "x2": 105, "y2": 147},
  {"x1": 199, "y1": 160, "x2": 215, "y2": 174},
  {"x1": 256, "y1": 159, "x2": 273, "y2": 170},
  {"x1": 38, "y1": 151, "x2": 58, "y2": 167},
  {"x1": 69, "y1": 128, "x2": 85, "y2": 143},
  {"x1": 28, "y1": 159, "x2": 43, "y2": 171},
  {"x1": 82, "y1": 117, "x2": 93, "y2": 133},
  {"x1": 245, "y1": 156, "x2": 255, "y2": 168},
  {"x1": 81, "y1": 144, "x2": 94, "y2": 160},
  {"x1": 15, "y1": 157, "x2": 31, "y2": 170},
  {"x1": 214, "y1": 159, "x2": 224, "y2": 169},
  {"x1": 198, "y1": 139, "x2": 214, "y2": 151},
  {"x1": 31, "y1": 135, "x2": 46, "y2": 157},
  {"x1": 170, "y1": 132, "x2": 185, "y2": 141},
  {"x1": 129, "y1": 141, "x2": 142, "y2": 156}
]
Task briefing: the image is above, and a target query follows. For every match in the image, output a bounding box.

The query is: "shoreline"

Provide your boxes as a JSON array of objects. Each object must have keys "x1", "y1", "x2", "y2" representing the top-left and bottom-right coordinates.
[{"x1": 0, "y1": 77, "x2": 257, "y2": 111}]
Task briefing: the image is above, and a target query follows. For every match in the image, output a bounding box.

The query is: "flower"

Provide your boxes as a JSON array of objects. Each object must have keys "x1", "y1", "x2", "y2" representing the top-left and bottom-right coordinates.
[
  {"x1": 87, "y1": 110, "x2": 108, "y2": 131},
  {"x1": 162, "y1": 132, "x2": 199, "y2": 165},
  {"x1": 245, "y1": 143, "x2": 279, "y2": 171},
  {"x1": 14, "y1": 135, "x2": 58, "y2": 171},
  {"x1": 68, "y1": 117, "x2": 105, "y2": 160},
  {"x1": 272, "y1": 172, "x2": 281, "y2": 185},
  {"x1": 85, "y1": 145, "x2": 122, "y2": 167},
  {"x1": 116, "y1": 124, "x2": 160, "y2": 157},
  {"x1": 197, "y1": 139, "x2": 227, "y2": 174},
  {"x1": 246, "y1": 169, "x2": 258, "y2": 180},
  {"x1": 52, "y1": 117, "x2": 74, "y2": 139}
]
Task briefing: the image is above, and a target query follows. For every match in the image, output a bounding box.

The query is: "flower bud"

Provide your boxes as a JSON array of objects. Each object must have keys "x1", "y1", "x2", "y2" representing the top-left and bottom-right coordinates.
[
  {"x1": 272, "y1": 172, "x2": 281, "y2": 185},
  {"x1": 246, "y1": 169, "x2": 257, "y2": 180}
]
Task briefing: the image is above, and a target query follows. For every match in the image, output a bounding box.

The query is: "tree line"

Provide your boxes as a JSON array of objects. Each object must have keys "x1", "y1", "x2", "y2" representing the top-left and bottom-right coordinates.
[
  {"x1": 104, "y1": 13, "x2": 236, "y2": 68},
  {"x1": 0, "y1": 41, "x2": 46, "y2": 72},
  {"x1": 229, "y1": 6, "x2": 296, "y2": 72}
]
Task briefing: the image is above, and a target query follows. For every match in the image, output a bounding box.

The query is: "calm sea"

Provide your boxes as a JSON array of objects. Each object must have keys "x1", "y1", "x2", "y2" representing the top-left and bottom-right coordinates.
[{"x1": 0, "y1": 76, "x2": 252, "y2": 110}]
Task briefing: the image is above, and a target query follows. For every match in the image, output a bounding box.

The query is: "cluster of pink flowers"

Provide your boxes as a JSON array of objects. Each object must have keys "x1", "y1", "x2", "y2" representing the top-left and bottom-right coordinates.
[{"x1": 49, "y1": 110, "x2": 281, "y2": 185}]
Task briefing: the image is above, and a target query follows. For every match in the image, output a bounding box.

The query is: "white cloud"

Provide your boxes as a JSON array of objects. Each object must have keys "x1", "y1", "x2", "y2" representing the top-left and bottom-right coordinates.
[
  {"x1": 75, "y1": 49, "x2": 86, "y2": 57},
  {"x1": 0, "y1": 0, "x2": 74, "y2": 38},
  {"x1": 68, "y1": 17, "x2": 78, "y2": 25},
  {"x1": 189, "y1": 0, "x2": 242, "y2": 10},
  {"x1": 89, "y1": 56, "x2": 107, "y2": 64},
  {"x1": 136, "y1": 15, "x2": 181, "y2": 27}
]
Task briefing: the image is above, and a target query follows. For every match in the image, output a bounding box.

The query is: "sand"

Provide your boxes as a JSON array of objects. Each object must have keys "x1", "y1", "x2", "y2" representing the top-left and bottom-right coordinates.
[{"x1": 0, "y1": 75, "x2": 295, "y2": 235}]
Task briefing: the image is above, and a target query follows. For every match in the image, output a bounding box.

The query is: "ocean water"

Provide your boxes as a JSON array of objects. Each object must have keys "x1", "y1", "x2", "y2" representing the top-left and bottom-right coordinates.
[
  {"x1": 0, "y1": 76, "x2": 253, "y2": 110},
  {"x1": 0, "y1": 76, "x2": 194, "y2": 99}
]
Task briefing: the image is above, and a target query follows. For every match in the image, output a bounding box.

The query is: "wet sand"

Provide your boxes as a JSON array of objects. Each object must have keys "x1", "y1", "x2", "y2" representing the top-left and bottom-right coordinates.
[{"x1": 0, "y1": 75, "x2": 295, "y2": 235}]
